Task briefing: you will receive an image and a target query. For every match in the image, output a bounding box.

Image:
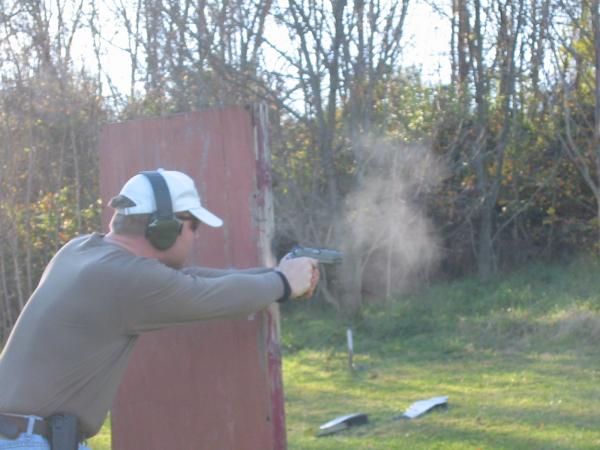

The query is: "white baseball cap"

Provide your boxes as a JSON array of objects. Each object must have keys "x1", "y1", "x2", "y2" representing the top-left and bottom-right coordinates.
[{"x1": 114, "y1": 168, "x2": 223, "y2": 227}]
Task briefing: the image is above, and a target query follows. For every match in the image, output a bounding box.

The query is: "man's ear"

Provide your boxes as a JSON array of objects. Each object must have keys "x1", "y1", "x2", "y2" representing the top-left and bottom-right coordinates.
[{"x1": 109, "y1": 195, "x2": 136, "y2": 208}]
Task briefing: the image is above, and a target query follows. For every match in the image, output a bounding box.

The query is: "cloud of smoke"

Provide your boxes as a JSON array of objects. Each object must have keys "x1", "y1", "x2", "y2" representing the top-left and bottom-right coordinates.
[{"x1": 340, "y1": 137, "x2": 444, "y2": 300}]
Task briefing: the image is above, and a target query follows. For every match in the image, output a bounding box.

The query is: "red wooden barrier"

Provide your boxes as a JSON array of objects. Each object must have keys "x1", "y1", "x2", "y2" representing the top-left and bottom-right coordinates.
[{"x1": 98, "y1": 105, "x2": 285, "y2": 450}]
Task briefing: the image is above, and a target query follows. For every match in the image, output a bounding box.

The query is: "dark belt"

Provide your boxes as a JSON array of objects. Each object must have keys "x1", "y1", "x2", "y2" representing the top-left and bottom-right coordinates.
[{"x1": 0, "y1": 413, "x2": 49, "y2": 440}]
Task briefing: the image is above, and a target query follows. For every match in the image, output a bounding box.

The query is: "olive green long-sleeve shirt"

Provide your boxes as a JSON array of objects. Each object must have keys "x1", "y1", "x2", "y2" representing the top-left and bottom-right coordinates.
[{"x1": 0, "y1": 233, "x2": 283, "y2": 438}]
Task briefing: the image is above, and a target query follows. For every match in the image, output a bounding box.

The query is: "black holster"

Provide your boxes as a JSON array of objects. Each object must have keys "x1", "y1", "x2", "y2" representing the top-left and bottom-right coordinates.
[{"x1": 46, "y1": 414, "x2": 79, "y2": 450}]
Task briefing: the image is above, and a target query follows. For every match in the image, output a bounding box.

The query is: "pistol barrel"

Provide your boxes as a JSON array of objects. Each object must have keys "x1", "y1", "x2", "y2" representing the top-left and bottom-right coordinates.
[{"x1": 291, "y1": 246, "x2": 343, "y2": 264}]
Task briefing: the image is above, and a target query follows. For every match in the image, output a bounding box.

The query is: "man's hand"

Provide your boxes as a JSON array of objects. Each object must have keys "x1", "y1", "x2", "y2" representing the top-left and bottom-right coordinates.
[
  {"x1": 302, "y1": 264, "x2": 320, "y2": 299},
  {"x1": 276, "y1": 256, "x2": 319, "y2": 299}
]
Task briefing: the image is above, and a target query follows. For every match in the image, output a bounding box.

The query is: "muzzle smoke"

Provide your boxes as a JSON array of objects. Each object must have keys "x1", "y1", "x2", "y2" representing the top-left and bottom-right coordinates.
[{"x1": 339, "y1": 137, "x2": 444, "y2": 301}]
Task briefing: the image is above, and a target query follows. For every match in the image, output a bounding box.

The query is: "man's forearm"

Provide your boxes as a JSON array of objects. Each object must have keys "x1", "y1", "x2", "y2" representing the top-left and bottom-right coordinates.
[{"x1": 180, "y1": 266, "x2": 273, "y2": 278}]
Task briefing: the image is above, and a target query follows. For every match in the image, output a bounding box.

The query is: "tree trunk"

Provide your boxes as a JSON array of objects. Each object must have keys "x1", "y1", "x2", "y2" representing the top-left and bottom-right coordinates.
[
  {"x1": 10, "y1": 234, "x2": 25, "y2": 311},
  {"x1": 70, "y1": 126, "x2": 82, "y2": 232},
  {"x1": 24, "y1": 137, "x2": 34, "y2": 295},
  {"x1": 478, "y1": 199, "x2": 494, "y2": 280},
  {"x1": 0, "y1": 248, "x2": 13, "y2": 339},
  {"x1": 340, "y1": 246, "x2": 363, "y2": 313}
]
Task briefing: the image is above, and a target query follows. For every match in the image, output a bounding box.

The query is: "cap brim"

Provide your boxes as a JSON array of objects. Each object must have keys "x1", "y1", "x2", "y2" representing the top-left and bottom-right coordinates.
[{"x1": 189, "y1": 207, "x2": 223, "y2": 228}]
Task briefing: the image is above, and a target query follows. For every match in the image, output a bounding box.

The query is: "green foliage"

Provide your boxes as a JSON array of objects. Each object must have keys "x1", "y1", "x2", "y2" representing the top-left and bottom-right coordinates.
[
  {"x1": 29, "y1": 187, "x2": 100, "y2": 255},
  {"x1": 371, "y1": 69, "x2": 440, "y2": 142},
  {"x1": 0, "y1": 70, "x2": 105, "y2": 339}
]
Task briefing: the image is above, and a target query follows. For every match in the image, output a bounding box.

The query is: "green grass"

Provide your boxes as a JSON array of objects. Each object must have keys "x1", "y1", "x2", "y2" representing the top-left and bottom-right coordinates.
[
  {"x1": 281, "y1": 256, "x2": 600, "y2": 449},
  {"x1": 89, "y1": 255, "x2": 600, "y2": 449},
  {"x1": 87, "y1": 416, "x2": 111, "y2": 449}
]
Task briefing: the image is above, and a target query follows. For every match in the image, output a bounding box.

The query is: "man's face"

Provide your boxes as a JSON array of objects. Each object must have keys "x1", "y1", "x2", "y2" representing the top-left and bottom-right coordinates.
[{"x1": 164, "y1": 217, "x2": 200, "y2": 268}]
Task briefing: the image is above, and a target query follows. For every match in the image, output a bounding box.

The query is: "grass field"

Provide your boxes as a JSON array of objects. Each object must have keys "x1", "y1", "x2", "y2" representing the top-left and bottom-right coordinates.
[{"x1": 89, "y1": 256, "x2": 600, "y2": 449}]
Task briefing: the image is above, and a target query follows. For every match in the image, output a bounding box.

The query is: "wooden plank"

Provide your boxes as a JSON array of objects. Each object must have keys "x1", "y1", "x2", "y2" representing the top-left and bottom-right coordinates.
[{"x1": 99, "y1": 105, "x2": 284, "y2": 450}]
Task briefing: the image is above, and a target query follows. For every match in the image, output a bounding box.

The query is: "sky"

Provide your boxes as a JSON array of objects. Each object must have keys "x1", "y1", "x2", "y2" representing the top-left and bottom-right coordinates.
[
  {"x1": 403, "y1": 1, "x2": 452, "y2": 83},
  {"x1": 71, "y1": 1, "x2": 452, "y2": 98}
]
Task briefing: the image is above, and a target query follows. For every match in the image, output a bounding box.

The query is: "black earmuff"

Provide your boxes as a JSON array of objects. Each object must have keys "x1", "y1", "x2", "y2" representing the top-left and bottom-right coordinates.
[{"x1": 141, "y1": 171, "x2": 183, "y2": 250}]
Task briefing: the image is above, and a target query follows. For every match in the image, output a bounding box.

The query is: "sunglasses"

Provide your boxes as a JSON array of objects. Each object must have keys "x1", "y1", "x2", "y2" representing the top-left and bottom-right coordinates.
[{"x1": 177, "y1": 215, "x2": 200, "y2": 232}]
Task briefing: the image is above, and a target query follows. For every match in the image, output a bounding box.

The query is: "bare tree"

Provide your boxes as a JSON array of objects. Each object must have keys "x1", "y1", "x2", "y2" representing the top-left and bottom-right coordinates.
[
  {"x1": 555, "y1": 0, "x2": 600, "y2": 248},
  {"x1": 269, "y1": 0, "x2": 412, "y2": 310},
  {"x1": 444, "y1": 0, "x2": 531, "y2": 279}
]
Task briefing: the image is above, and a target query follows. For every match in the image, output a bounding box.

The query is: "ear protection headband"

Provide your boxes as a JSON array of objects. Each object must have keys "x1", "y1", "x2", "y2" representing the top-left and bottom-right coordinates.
[{"x1": 141, "y1": 171, "x2": 183, "y2": 250}]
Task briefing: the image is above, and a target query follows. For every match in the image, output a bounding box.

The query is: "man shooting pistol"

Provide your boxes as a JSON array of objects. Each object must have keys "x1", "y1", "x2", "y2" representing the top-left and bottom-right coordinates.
[{"x1": 0, "y1": 169, "x2": 321, "y2": 450}]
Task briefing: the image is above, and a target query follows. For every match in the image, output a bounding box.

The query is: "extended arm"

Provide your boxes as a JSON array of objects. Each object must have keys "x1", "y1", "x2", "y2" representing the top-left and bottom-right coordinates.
[{"x1": 180, "y1": 266, "x2": 273, "y2": 278}]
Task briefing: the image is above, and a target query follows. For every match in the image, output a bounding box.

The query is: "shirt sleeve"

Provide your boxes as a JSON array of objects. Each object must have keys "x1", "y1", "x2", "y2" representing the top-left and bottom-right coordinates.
[
  {"x1": 120, "y1": 258, "x2": 284, "y2": 334},
  {"x1": 180, "y1": 266, "x2": 273, "y2": 278}
]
